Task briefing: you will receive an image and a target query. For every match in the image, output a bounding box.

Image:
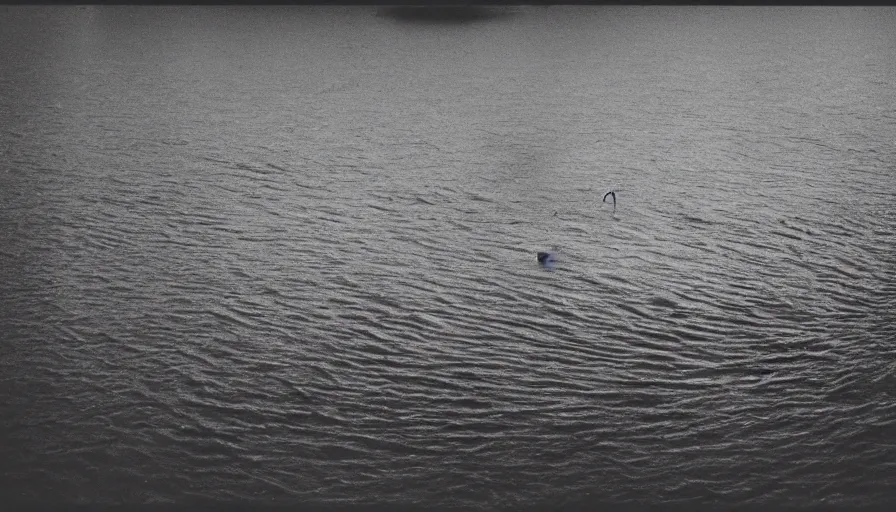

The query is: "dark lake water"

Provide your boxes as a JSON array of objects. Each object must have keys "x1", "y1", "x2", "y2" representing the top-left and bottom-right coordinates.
[{"x1": 1, "y1": 5, "x2": 895, "y2": 508}]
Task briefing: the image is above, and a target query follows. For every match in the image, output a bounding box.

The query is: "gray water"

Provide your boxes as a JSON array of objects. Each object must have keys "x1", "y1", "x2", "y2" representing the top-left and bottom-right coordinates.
[{"x1": 1, "y1": 5, "x2": 895, "y2": 508}]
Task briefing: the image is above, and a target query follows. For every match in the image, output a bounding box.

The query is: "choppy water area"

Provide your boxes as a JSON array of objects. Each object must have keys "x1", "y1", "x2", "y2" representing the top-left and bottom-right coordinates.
[{"x1": 1, "y1": 5, "x2": 895, "y2": 508}]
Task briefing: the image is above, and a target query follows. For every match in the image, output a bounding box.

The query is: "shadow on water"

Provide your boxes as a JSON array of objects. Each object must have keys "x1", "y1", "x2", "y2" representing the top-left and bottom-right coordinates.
[{"x1": 377, "y1": 6, "x2": 511, "y2": 24}]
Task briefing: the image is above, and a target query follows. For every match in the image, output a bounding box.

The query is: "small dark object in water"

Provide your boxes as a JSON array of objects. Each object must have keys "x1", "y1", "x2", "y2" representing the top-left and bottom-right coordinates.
[
  {"x1": 537, "y1": 252, "x2": 555, "y2": 265},
  {"x1": 603, "y1": 190, "x2": 616, "y2": 210}
]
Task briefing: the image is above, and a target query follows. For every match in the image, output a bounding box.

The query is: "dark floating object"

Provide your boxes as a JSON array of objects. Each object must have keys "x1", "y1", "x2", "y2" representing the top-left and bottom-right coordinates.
[
  {"x1": 537, "y1": 251, "x2": 556, "y2": 268},
  {"x1": 378, "y1": 6, "x2": 505, "y2": 24},
  {"x1": 603, "y1": 190, "x2": 616, "y2": 211}
]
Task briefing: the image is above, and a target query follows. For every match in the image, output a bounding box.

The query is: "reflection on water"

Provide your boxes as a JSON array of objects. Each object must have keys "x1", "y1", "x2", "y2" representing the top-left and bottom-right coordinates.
[{"x1": 378, "y1": 6, "x2": 510, "y2": 24}]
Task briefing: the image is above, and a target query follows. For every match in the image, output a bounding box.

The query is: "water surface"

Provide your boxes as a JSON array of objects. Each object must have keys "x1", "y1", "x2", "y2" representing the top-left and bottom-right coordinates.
[{"x1": 1, "y1": 5, "x2": 895, "y2": 508}]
